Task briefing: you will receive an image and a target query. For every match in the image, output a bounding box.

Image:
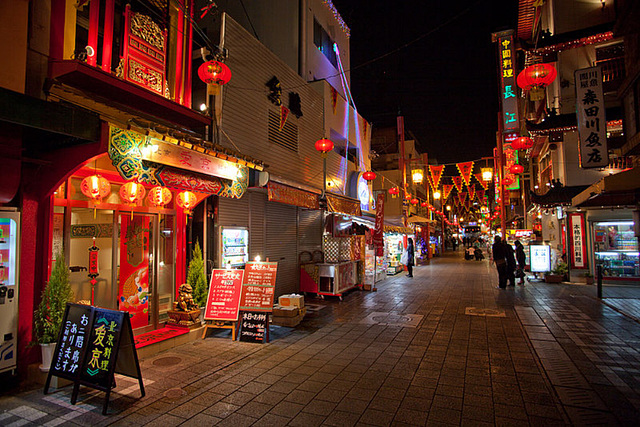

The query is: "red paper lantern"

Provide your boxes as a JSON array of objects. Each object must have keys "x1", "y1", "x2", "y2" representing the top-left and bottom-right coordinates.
[
  {"x1": 512, "y1": 136, "x2": 533, "y2": 150},
  {"x1": 198, "y1": 61, "x2": 232, "y2": 85},
  {"x1": 420, "y1": 202, "x2": 428, "y2": 207},
  {"x1": 314, "y1": 138, "x2": 334, "y2": 155},
  {"x1": 516, "y1": 63, "x2": 557, "y2": 90},
  {"x1": 119, "y1": 182, "x2": 146, "y2": 207},
  {"x1": 176, "y1": 190, "x2": 198, "y2": 215},
  {"x1": 510, "y1": 164, "x2": 524, "y2": 174},
  {"x1": 388, "y1": 187, "x2": 399, "y2": 195},
  {"x1": 405, "y1": 193, "x2": 412, "y2": 200},
  {"x1": 362, "y1": 171, "x2": 376, "y2": 181},
  {"x1": 503, "y1": 176, "x2": 514, "y2": 186},
  {"x1": 148, "y1": 186, "x2": 172, "y2": 208},
  {"x1": 410, "y1": 198, "x2": 419, "y2": 205},
  {"x1": 81, "y1": 174, "x2": 111, "y2": 204}
]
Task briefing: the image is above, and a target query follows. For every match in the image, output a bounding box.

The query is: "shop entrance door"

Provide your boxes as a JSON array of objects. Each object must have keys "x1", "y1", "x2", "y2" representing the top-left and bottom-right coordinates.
[{"x1": 117, "y1": 213, "x2": 156, "y2": 334}]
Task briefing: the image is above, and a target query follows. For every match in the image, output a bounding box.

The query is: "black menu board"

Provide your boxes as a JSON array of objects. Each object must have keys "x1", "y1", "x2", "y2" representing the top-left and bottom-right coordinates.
[
  {"x1": 238, "y1": 311, "x2": 269, "y2": 343},
  {"x1": 45, "y1": 304, "x2": 144, "y2": 415}
]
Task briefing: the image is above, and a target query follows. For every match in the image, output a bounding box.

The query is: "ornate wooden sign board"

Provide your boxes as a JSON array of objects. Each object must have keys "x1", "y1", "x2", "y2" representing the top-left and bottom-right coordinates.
[
  {"x1": 44, "y1": 304, "x2": 145, "y2": 415},
  {"x1": 202, "y1": 269, "x2": 244, "y2": 340},
  {"x1": 238, "y1": 262, "x2": 277, "y2": 343}
]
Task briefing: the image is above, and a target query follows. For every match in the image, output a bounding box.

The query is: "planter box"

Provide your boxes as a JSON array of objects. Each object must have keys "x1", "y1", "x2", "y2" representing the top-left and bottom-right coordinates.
[{"x1": 545, "y1": 274, "x2": 564, "y2": 283}]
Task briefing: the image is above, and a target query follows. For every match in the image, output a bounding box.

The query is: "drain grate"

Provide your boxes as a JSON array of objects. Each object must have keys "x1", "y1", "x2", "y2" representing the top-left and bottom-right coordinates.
[
  {"x1": 546, "y1": 369, "x2": 590, "y2": 389},
  {"x1": 564, "y1": 406, "x2": 617, "y2": 425},
  {"x1": 555, "y1": 387, "x2": 607, "y2": 410},
  {"x1": 153, "y1": 356, "x2": 183, "y2": 367},
  {"x1": 163, "y1": 387, "x2": 187, "y2": 400},
  {"x1": 362, "y1": 312, "x2": 423, "y2": 328},
  {"x1": 465, "y1": 307, "x2": 506, "y2": 317}
]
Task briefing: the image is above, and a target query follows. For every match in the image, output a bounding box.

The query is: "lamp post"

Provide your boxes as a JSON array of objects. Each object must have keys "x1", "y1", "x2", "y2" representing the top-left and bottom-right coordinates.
[{"x1": 315, "y1": 138, "x2": 334, "y2": 199}]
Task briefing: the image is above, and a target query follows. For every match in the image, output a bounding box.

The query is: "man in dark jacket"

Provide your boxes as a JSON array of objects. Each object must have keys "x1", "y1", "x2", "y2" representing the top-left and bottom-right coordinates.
[
  {"x1": 514, "y1": 240, "x2": 526, "y2": 284},
  {"x1": 492, "y1": 236, "x2": 508, "y2": 289},
  {"x1": 504, "y1": 240, "x2": 517, "y2": 286}
]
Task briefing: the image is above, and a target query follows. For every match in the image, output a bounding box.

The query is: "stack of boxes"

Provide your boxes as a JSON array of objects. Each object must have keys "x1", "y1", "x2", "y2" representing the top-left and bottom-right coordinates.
[{"x1": 272, "y1": 294, "x2": 306, "y2": 327}]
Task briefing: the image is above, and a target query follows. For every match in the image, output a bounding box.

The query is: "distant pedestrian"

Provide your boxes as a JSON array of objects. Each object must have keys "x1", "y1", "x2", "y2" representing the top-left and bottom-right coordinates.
[
  {"x1": 505, "y1": 240, "x2": 517, "y2": 287},
  {"x1": 403, "y1": 238, "x2": 415, "y2": 277},
  {"x1": 515, "y1": 240, "x2": 526, "y2": 285},
  {"x1": 492, "y1": 236, "x2": 508, "y2": 289}
]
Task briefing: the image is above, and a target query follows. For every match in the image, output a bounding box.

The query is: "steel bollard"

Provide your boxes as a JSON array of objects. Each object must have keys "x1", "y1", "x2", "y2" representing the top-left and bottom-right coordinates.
[{"x1": 597, "y1": 265, "x2": 603, "y2": 299}]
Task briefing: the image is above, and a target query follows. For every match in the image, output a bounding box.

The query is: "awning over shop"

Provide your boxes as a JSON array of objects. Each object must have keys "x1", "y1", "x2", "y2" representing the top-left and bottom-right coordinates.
[
  {"x1": 267, "y1": 181, "x2": 319, "y2": 209},
  {"x1": 407, "y1": 215, "x2": 436, "y2": 224},
  {"x1": 384, "y1": 225, "x2": 413, "y2": 234},
  {"x1": 572, "y1": 167, "x2": 640, "y2": 207},
  {"x1": 326, "y1": 193, "x2": 362, "y2": 216},
  {"x1": 530, "y1": 185, "x2": 589, "y2": 207}
]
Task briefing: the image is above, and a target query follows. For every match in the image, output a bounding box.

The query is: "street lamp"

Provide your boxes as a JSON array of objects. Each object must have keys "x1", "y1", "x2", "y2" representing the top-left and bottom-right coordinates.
[
  {"x1": 411, "y1": 169, "x2": 424, "y2": 184},
  {"x1": 433, "y1": 190, "x2": 441, "y2": 200},
  {"x1": 315, "y1": 138, "x2": 334, "y2": 198}
]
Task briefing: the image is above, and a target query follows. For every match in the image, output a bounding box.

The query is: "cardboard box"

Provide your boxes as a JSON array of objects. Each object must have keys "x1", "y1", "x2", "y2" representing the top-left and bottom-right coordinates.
[
  {"x1": 271, "y1": 307, "x2": 307, "y2": 327},
  {"x1": 272, "y1": 305, "x2": 299, "y2": 317},
  {"x1": 278, "y1": 294, "x2": 304, "y2": 308}
]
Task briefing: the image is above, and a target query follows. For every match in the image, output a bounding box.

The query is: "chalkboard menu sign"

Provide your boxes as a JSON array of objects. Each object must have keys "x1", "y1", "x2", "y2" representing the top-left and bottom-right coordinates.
[
  {"x1": 45, "y1": 304, "x2": 144, "y2": 415},
  {"x1": 238, "y1": 311, "x2": 268, "y2": 343},
  {"x1": 239, "y1": 262, "x2": 277, "y2": 311}
]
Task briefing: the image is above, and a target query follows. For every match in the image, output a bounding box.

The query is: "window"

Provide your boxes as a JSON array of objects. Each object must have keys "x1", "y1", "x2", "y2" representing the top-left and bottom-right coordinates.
[{"x1": 313, "y1": 19, "x2": 338, "y2": 68}]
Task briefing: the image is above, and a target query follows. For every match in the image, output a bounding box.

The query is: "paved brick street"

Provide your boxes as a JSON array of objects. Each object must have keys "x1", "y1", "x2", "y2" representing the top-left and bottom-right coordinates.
[{"x1": 2, "y1": 252, "x2": 640, "y2": 426}]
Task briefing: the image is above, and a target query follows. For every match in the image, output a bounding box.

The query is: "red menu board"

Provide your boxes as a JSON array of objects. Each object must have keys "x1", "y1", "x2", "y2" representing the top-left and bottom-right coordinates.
[
  {"x1": 239, "y1": 262, "x2": 277, "y2": 311},
  {"x1": 204, "y1": 269, "x2": 244, "y2": 321}
]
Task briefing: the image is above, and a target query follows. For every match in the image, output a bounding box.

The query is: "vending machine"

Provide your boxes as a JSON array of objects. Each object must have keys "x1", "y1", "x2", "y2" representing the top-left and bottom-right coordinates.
[
  {"x1": 219, "y1": 227, "x2": 249, "y2": 268},
  {"x1": 0, "y1": 208, "x2": 20, "y2": 374}
]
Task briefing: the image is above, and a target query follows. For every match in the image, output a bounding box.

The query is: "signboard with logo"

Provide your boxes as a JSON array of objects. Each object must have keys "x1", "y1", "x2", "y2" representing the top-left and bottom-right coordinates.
[
  {"x1": 204, "y1": 269, "x2": 244, "y2": 321},
  {"x1": 348, "y1": 172, "x2": 371, "y2": 211},
  {"x1": 575, "y1": 66, "x2": 608, "y2": 168},
  {"x1": 496, "y1": 30, "x2": 519, "y2": 132},
  {"x1": 530, "y1": 245, "x2": 551, "y2": 273},
  {"x1": 45, "y1": 304, "x2": 144, "y2": 415},
  {"x1": 239, "y1": 262, "x2": 277, "y2": 311},
  {"x1": 569, "y1": 213, "x2": 587, "y2": 269},
  {"x1": 238, "y1": 311, "x2": 268, "y2": 343},
  {"x1": 373, "y1": 193, "x2": 385, "y2": 256}
]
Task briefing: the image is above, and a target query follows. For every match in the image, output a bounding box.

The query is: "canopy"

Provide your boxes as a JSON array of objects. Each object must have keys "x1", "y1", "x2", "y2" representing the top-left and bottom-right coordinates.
[
  {"x1": 572, "y1": 167, "x2": 640, "y2": 207},
  {"x1": 407, "y1": 215, "x2": 436, "y2": 224}
]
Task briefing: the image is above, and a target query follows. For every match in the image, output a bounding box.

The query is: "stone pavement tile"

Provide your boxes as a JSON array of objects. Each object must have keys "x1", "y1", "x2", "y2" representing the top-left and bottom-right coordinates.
[
  {"x1": 462, "y1": 404, "x2": 495, "y2": 424},
  {"x1": 178, "y1": 412, "x2": 222, "y2": 426},
  {"x1": 431, "y1": 394, "x2": 463, "y2": 411},
  {"x1": 463, "y1": 392, "x2": 494, "y2": 408},
  {"x1": 335, "y1": 397, "x2": 369, "y2": 414},
  {"x1": 405, "y1": 385, "x2": 436, "y2": 400},
  {"x1": 324, "y1": 379, "x2": 356, "y2": 391},
  {"x1": 384, "y1": 377, "x2": 412, "y2": 390},
  {"x1": 495, "y1": 416, "x2": 528, "y2": 427},
  {"x1": 252, "y1": 413, "x2": 290, "y2": 427},
  {"x1": 524, "y1": 402, "x2": 563, "y2": 420},
  {"x1": 238, "y1": 381, "x2": 270, "y2": 395},
  {"x1": 400, "y1": 396, "x2": 429, "y2": 412},
  {"x1": 250, "y1": 390, "x2": 287, "y2": 405},
  {"x1": 282, "y1": 372, "x2": 310, "y2": 384},
  {"x1": 427, "y1": 406, "x2": 462, "y2": 424},
  {"x1": 236, "y1": 401, "x2": 272, "y2": 418},
  {"x1": 323, "y1": 410, "x2": 361, "y2": 426},
  {"x1": 167, "y1": 401, "x2": 206, "y2": 418},
  {"x1": 435, "y1": 384, "x2": 464, "y2": 398},
  {"x1": 393, "y1": 408, "x2": 429, "y2": 425},
  {"x1": 208, "y1": 382, "x2": 240, "y2": 396},
  {"x1": 296, "y1": 380, "x2": 325, "y2": 393},
  {"x1": 284, "y1": 389, "x2": 316, "y2": 405},
  {"x1": 269, "y1": 401, "x2": 304, "y2": 418},
  {"x1": 461, "y1": 418, "x2": 494, "y2": 427},
  {"x1": 346, "y1": 387, "x2": 378, "y2": 402},
  {"x1": 287, "y1": 410, "x2": 325, "y2": 426},
  {"x1": 221, "y1": 390, "x2": 254, "y2": 406},
  {"x1": 493, "y1": 403, "x2": 528, "y2": 420},
  {"x1": 143, "y1": 413, "x2": 184, "y2": 427},
  {"x1": 266, "y1": 381, "x2": 298, "y2": 394},
  {"x1": 359, "y1": 408, "x2": 396, "y2": 426},
  {"x1": 439, "y1": 374, "x2": 466, "y2": 386},
  {"x1": 308, "y1": 372, "x2": 337, "y2": 383},
  {"x1": 368, "y1": 396, "x2": 402, "y2": 412},
  {"x1": 215, "y1": 412, "x2": 257, "y2": 427},
  {"x1": 202, "y1": 401, "x2": 240, "y2": 418},
  {"x1": 520, "y1": 390, "x2": 556, "y2": 406},
  {"x1": 376, "y1": 386, "x2": 407, "y2": 400},
  {"x1": 315, "y1": 387, "x2": 348, "y2": 403},
  {"x1": 187, "y1": 391, "x2": 226, "y2": 407},
  {"x1": 302, "y1": 399, "x2": 337, "y2": 416}
]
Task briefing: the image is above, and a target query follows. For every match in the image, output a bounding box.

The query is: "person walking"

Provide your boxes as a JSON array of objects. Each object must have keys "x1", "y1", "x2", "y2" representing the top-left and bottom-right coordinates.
[
  {"x1": 505, "y1": 239, "x2": 517, "y2": 286},
  {"x1": 492, "y1": 236, "x2": 508, "y2": 288},
  {"x1": 405, "y1": 238, "x2": 415, "y2": 277},
  {"x1": 514, "y1": 240, "x2": 526, "y2": 285}
]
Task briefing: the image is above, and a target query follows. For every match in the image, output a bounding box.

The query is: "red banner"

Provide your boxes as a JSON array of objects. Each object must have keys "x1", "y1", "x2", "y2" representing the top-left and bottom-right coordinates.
[
  {"x1": 118, "y1": 214, "x2": 150, "y2": 330},
  {"x1": 475, "y1": 173, "x2": 489, "y2": 190},
  {"x1": 468, "y1": 185, "x2": 475, "y2": 201},
  {"x1": 477, "y1": 189, "x2": 485, "y2": 202},
  {"x1": 458, "y1": 192, "x2": 467, "y2": 205},
  {"x1": 569, "y1": 213, "x2": 588, "y2": 269},
  {"x1": 452, "y1": 176, "x2": 463, "y2": 192},
  {"x1": 279, "y1": 105, "x2": 289, "y2": 131},
  {"x1": 268, "y1": 182, "x2": 319, "y2": 209},
  {"x1": 374, "y1": 193, "x2": 385, "y2": 256},
  {"x1": 456, "y1": 161, "x2": 474, "y2": 186},
  {"x1": 205, "y1": 269, "x2": 244, "y2": 321},
  {"x1": 240, "y1": 262, "x2": 277, "y2": 311},
  {"x1": 443, "y1": 184, "x2": 454, "y2": 200},
  {"x1": 429, "y1": 165, "x2": 444, "y2": 190}
]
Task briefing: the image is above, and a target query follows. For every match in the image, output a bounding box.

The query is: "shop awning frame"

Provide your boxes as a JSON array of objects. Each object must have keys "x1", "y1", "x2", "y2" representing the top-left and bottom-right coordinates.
[{"x1": 572, "y1": 167, "x2": 640, "y2": 208}]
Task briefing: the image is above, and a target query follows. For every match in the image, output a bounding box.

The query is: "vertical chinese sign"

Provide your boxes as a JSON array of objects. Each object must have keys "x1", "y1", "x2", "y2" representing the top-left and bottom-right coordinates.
[
  {"x1": 50, "y1": 304, "x2": 93, "y2": 378},
  {"x1": 205, "y1": 269, "x2": 244, "y2": 321},
  {"x1": 503, "y1": 133, "x2": 520, "y2": 190},
  {"x1": 497, "y1": 31, "x2": 519, "y2": 132},
  {"x1": 373, "y1": 193, "x2": 385, "y2": 256},
  {"x1": 81, "y1": 309, "x2": 123, "y2": 387},
  {"x1": 575, "y1": 66, "x2": 608, "y2": 168},
  {"x1": 118, "y1": 215, "x2": 150, "y2": 330},
  {"x1": 569, "y1": 213, "x2": 587, "y2": 269}
]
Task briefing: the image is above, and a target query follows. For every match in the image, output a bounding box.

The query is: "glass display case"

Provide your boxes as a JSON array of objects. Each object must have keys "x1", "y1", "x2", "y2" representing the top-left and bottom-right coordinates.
[
  {"x1": 385, "y1": 233, "x2": 406, "y2": 275},
  {"x1": 593, "y1": 221, "x2": 639, "y2": 279},
  {"x1": 220, "y1": 227, "x2": 249, "y2": 268}
]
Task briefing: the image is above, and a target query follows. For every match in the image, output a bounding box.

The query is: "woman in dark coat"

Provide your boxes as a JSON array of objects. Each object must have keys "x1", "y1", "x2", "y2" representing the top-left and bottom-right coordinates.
[
  {"x1": 406, "y1": 238, "x2": 415, "y2": 277},
  {"x1": 514, "y1": 240, "x2": 526, "y2": 284}
]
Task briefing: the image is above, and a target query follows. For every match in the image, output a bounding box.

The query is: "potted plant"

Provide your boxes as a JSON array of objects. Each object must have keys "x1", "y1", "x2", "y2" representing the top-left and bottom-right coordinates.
[
  {"x1": 189, "y1": 240, "x2": 208, "y2": 309},
  {"x1": 33, "y1": 251, "x2": 74, "y2": 372},
  {"x1": 545, "y1": 262, "x2": 568, "y2": 283},
  {"x1": 584, "y1": 271, "x2": 594, "y2": 285}
]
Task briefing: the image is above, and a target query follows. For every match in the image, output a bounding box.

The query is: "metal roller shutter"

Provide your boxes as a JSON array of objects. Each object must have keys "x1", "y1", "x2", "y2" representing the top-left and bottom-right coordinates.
[
  {"x1": 217, "y1": 196, "x2": 250, "y2": 228},
  {"x1": 298, "y1": 209, "x2": 322, "y2": 254},
  {"x1": 266, "y1": 201, "x2": 298, "y2": 296},
  {"x1": 249, "y1": 190, "x2": 267, "y2": 260}
]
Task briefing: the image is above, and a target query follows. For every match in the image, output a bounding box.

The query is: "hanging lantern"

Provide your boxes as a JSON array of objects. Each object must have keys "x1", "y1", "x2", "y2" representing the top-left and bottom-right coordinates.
[
  {"x1": 503, "y1": 176, "x2": 515, "y2": 186},
  {"x1": 410, "y1": 198, "x2": 419, "y2": 205},
  {"x1": 510, "y1": 163, "x2": 524, "y2": 174},
  {"x1": 148, "y1": 186, "x2": 173, "y2": 208},
  {"x1": 516, "y1": 64, "x2": 557, "y2": 90},
  {"x1": 405, "y1": 193, "x2": 412, "y2": 200},
  {"x1": 362, "y1": 171, "x2": 376, "y2": 181},
  {"x1": 388, "y1": 187, "x2": 399, "y2": 196},
  {"x1": 433, "y1": 190, "x2": 441, "y2": 200},
  {"x1": 81, "y1": 174, "x2": 111, "y2": 205},
  {"x1": 516, "y1": 136, "x2": 534, "y2": 150},
  {"x1": 176, "y1": 190, "x2": 198, "y2": 215},
  {"x1": 411, "y1": 169, "x2": 424, "y2": 184},
  {"x1": 119, "y1": 182, "x2": 146, "y2": 207},
  {"x1": 198, "y1": 60, "x2": 232, "y2": 85},
  {"x1": 420, "y1": 201, "x2": 428, "y2": 207},
  {"x1": 315, "y1": 138, "x2": 334, "y2": 156}
]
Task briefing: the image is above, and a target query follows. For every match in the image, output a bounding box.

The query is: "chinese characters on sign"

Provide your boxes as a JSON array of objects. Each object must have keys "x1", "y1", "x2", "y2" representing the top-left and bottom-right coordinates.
[
  {"x1": 530, "y1": 245, "x2": 551, "y2": 273},
  {"x1": 239, "y1": 262, "x2": 277, "y2": 311},
  {"x1": 497, "y1": 31, "x2": 519, "y2": 132},
  {"x1": 53, "y1": 305, "x2": 92, "y2": 376},
  {"x1": 373, "y1": 193, "x2": 385, "y2": 257},
  {"x1": 239, "y1": 311, "x2": 268, "y2": 343},
  {"x1": 204, "y1": 269, "x2": 244, "y2": 321},
  {"x1": 569, "y1": 213, "x2": 587, "y2": 269},
  {"x1": 575, "y1": 66, "x2": 608, "y2": 168},
  {"x1": 81, "y1": 310, "x2": 123, "y2": 388}
]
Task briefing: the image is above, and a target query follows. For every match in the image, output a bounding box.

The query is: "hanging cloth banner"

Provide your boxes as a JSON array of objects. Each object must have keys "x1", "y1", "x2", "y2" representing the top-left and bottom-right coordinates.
[
  {"x1": 442, "y1": 184, "x2": 454, "y2": 200},
  {"x1": 475, "y1": 173, "x2": 489, "y2": 190},
  {"x1": 429, "y1": 165, "x2": 444, "y2": 190},
  {"x1": 458, "y1": 192, "x2": 467, "y2": 206},
  {"x1": 452, "y1": 176, "x2": 463, "y2": 192},
  {"x1": 468, "y1": 185, "x2": 475, "y2": 201},
  {"x1": 465, "y1": 199, "x2": 472, "y2": 211},
  {"x1": 330, "y1": 86, "x2": 339, "y2": 115},
  {"x1": 456, "y1": 161, "x2": 474, "y2": 186},
  {"x1": 279, "y1": 105, "x2": 290, "y2": 131},
  {"x1": 477, "y1": 189, "x2": 485, "y2": 202}
]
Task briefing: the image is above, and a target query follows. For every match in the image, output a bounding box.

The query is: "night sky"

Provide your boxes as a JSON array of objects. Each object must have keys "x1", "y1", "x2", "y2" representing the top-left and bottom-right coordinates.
[{"x1": 331, "y1": 0, "x2": 518, "y2": 164}]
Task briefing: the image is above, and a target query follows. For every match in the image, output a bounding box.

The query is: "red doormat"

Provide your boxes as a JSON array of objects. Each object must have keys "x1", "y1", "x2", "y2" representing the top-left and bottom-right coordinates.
[{"x1": 134, "y1": 326, "x2": 189, "y2": 349}]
